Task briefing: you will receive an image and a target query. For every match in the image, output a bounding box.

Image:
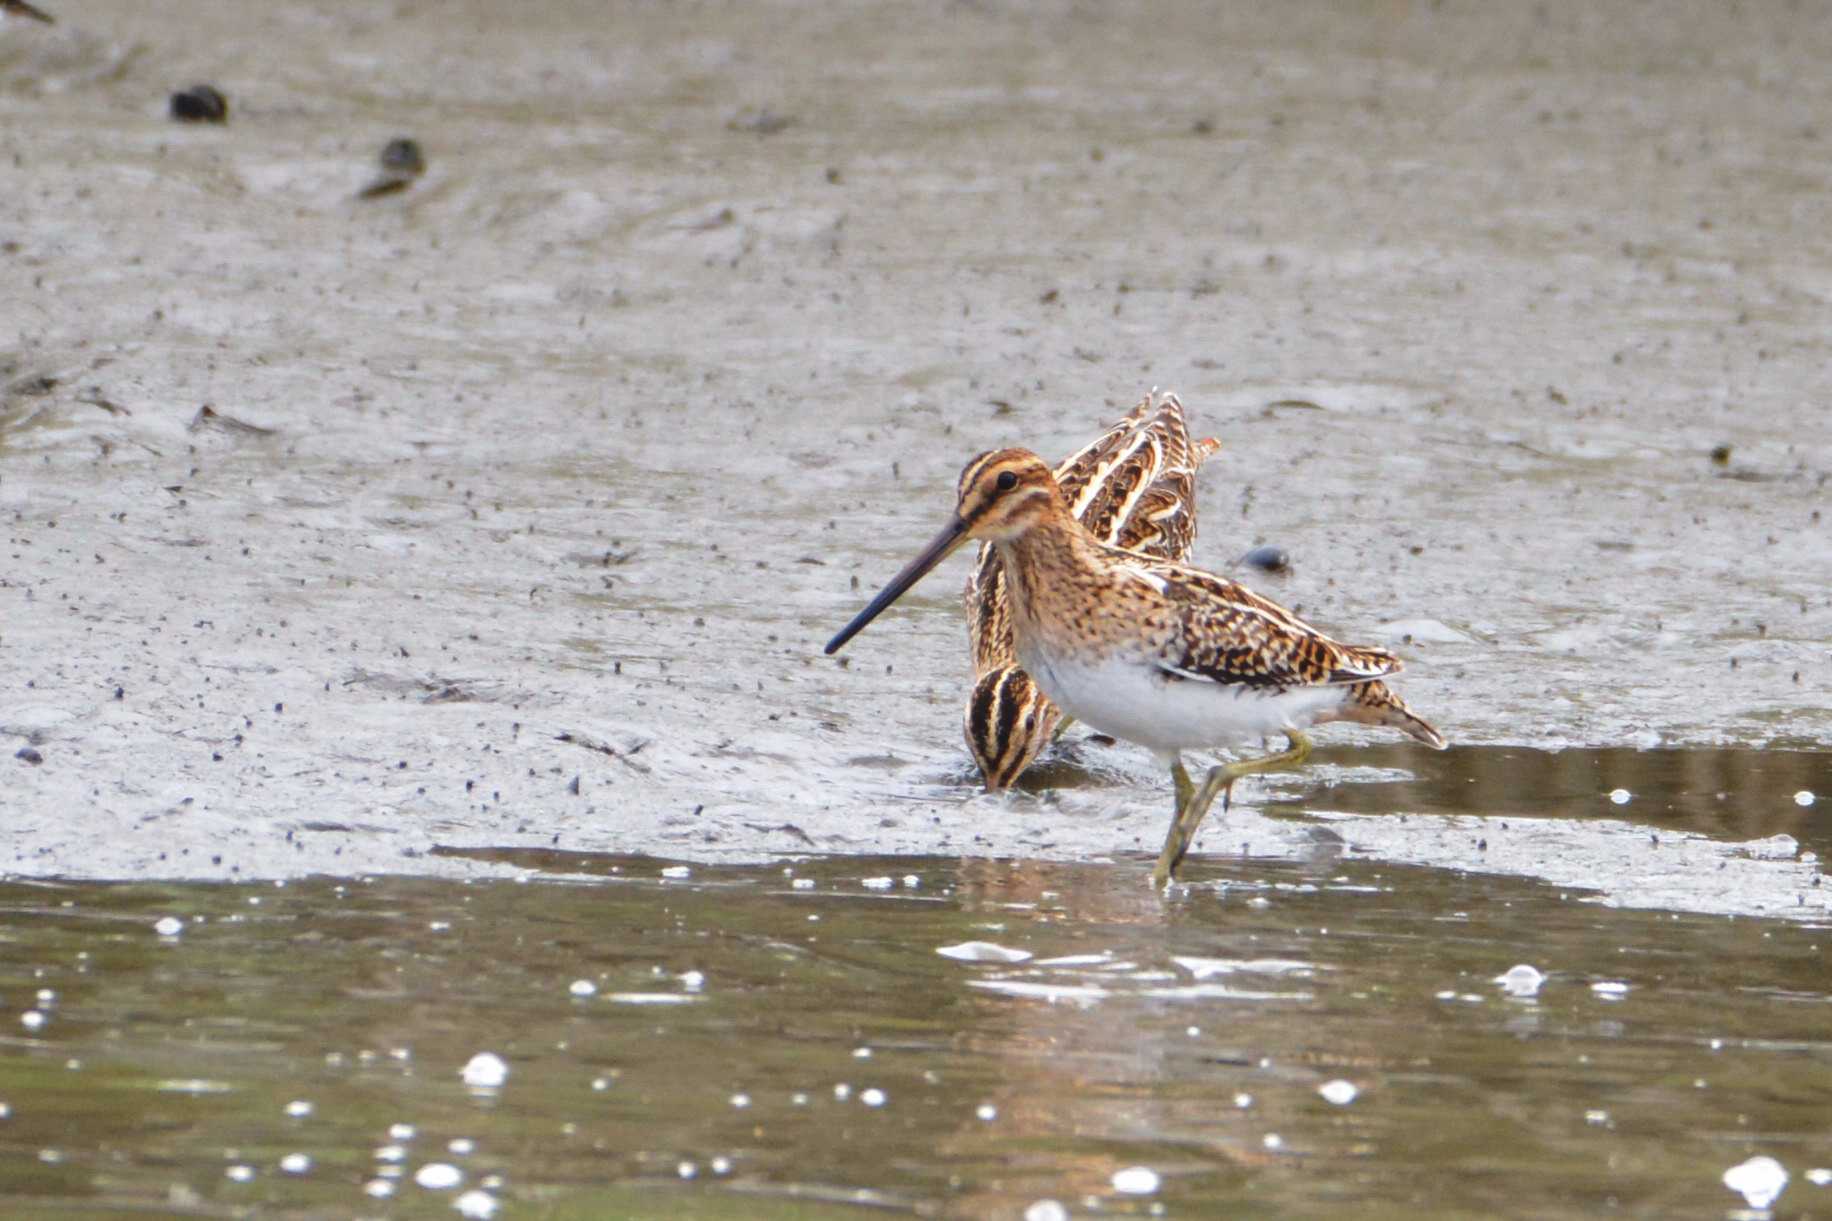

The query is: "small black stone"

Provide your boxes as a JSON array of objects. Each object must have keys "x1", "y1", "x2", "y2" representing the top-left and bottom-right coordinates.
[
  {"x1": 358, "y1": 138, "x2": 428, "y2": 198},
  {"x1": 1239, "y1": 544, "x2": 1291, "y2": 574},
  {"x1": 15, "y1": 746, "x2": 43, "y2": 765},
  {"x1": 169, "y1": 84, "x2": 229, "y2": 123},
  {"x1": 379, "y1": 137, "x2": 425, "y2": 176}
]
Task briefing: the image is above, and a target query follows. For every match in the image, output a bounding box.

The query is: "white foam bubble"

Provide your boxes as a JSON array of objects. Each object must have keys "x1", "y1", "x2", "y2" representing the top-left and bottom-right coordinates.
[
  {"x1": 1111, "y1": 1166, "x2": 1160, "y2": 1195},
  {"x1": 936, "y1": 941, "x2": 1032, "y2": 963},
  {"x1": 455, "y1": 1189, "x2": 499, "y2": 1218},
  {"x1": 460, "y1": 1052, "x2": 508, "y2": 1089},
  {"x1": 1495, "y1": 964, "x2": 1546, "y2": 998},
  {"x1": 1723, "y1": 1155, "x2": 1788, "y2": 1209}
]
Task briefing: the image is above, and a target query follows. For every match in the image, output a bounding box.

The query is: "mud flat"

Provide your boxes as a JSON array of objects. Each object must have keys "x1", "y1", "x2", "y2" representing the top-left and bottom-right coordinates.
[{"x1": 2, "y1": 2, "x2": 1826, "y2": 900}]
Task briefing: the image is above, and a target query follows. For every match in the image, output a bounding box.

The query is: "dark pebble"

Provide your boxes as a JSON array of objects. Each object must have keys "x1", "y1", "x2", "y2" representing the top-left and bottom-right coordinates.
[
  {"x1": 357, "y1": 137, "x2": 428, "y2": 199},
  {"x1": 16, "y1": 746, "x2": 43, "y2": 764},
  {"x1": 379, "y1": 137, "x2": 425, "y2": 176},
  {"x1": 170, "y1": 84, "x2": 229, "y2": 124},
  {"x1": 1239, "y1": 544, "x2": 1291, "y2": 574}
]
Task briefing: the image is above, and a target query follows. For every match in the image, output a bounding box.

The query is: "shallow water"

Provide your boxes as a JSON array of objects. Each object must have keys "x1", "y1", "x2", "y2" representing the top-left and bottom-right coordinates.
[
  {"x1": 3, "y1": 853, "x2": 1829, "y2": 1218},
  {"x1": 5, "y1": 2, "x2": 1832, "y2": 1213},
  {"x1": 1291, "y1": 743, "x2": 1828, "y2": 849}
]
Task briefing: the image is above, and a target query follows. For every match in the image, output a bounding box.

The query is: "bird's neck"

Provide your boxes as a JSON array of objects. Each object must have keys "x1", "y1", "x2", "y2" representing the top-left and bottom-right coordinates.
[{"x1": 993, "y1": 510, "x2": 1107, "y2": 631}]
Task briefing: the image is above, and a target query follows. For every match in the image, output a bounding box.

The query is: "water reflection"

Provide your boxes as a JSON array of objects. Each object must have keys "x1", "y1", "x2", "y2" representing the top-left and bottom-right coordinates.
[
  {"x1": 1, "y1": 857, "x2": 1829, "y2": 1217},
  {"x1": 1285, "y1": 743, "x2": 1828, "y2": 849}
]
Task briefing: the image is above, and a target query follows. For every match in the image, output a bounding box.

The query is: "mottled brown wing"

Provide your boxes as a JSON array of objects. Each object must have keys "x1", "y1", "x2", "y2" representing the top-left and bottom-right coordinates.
[
  {"x1": 1116, "y1": 432, "x2": 1221, "y2": 558},
  {"x1": 1052, "y1": 392, "x2": 1158, "y2": 498},
  {"x1": 1146, "y1": 562, "x2": 1402, "y2": 690},
  {"x1": 1073, "y1": 393, "x2": 1219, "y2": 560}
]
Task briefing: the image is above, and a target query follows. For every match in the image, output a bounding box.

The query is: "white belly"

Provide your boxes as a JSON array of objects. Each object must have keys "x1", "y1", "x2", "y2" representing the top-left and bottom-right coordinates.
[{"x1": 1019, "y1": 643, "x2": 1347, "y2": 757}]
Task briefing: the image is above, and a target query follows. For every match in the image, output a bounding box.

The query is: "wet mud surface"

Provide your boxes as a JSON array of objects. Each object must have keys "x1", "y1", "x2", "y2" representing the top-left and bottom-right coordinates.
[{"x1": 4, "y1": 2, "x2": 1831, "y2": 913}]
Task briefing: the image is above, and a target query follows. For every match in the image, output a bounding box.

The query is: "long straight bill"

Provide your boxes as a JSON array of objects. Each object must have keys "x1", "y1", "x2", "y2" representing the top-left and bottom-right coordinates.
[{"x1": 824, "y1": 516, "x2": 969, "y2": 655}]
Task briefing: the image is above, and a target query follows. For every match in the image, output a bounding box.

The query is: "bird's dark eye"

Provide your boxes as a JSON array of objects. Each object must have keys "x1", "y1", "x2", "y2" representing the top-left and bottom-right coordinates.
[{"x1": 996, "y1": 470, "x2": 1018, "y2": 492}]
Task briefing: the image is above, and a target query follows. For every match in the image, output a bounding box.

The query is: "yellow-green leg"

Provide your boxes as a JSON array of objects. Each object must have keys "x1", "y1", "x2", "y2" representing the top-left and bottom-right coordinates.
[
  {"x1": 1050, "y1": 715, "x2": 1076, "y2": 742},
  {"x1": 1151, "y1": 758, "x2": 1198, "y2": 885},
  {"x1": 1150, "y1": 731, "x2": 1314, "y2": 889}
]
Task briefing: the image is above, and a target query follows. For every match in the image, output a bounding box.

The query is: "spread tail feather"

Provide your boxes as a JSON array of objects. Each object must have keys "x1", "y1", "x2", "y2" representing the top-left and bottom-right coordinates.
[{"x1": 1326, "y1": 680, "x2": 1447, "y2": 749}]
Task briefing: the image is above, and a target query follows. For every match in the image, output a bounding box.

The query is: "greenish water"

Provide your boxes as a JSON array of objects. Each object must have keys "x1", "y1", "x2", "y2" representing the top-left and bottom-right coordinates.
[
  {"x1": 1286, "y1": 743, "x2": 1831, "y2": 849},
  {"x1": 2, "y1": 836, "x2": 1828, "y2": 1217}
]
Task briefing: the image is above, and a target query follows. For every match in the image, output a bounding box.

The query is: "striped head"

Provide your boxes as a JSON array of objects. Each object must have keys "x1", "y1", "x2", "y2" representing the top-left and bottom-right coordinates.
[
  {"x1": 964, "y1": 664, "x2": 1063, "y2": 791},
  {"x1": 952, "y1": 449, "x2": 1063, "y2": 541}
]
